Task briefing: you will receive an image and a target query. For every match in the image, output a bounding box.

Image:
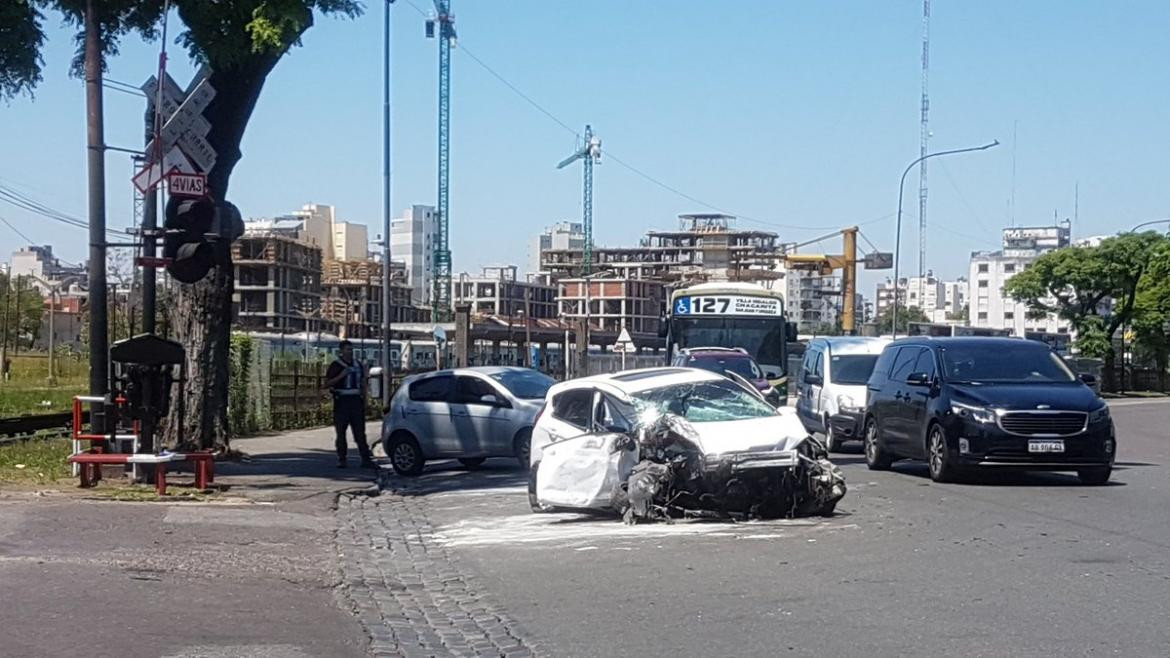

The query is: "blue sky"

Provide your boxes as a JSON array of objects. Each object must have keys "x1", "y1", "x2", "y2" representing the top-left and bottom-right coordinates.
[{"x1": 2, "y1": 1, "x2": 1168, "y2": 296}]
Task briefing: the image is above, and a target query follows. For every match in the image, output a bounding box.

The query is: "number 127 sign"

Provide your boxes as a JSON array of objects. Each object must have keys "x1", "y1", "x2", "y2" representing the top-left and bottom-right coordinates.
[{"x1": 675, "y1": 295, "x2": 783, "y2": 317}]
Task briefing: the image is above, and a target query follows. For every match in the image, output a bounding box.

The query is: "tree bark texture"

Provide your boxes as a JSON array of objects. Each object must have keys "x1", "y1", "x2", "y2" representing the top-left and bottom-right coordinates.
[{"x1": 164, "y1": 55, "x2": 279, "y2": 451}]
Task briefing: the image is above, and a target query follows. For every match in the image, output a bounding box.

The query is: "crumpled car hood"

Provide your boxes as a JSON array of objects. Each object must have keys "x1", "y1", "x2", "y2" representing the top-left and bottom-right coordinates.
[{"x1": 690, "y1": 408, "x2": 810, "y2": 456}]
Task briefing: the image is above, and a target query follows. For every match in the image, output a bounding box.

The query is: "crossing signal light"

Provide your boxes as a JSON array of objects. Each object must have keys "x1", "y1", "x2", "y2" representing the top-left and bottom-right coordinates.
[{"x1": 163, "y1": 196, "x2": 215, "y2": 284}]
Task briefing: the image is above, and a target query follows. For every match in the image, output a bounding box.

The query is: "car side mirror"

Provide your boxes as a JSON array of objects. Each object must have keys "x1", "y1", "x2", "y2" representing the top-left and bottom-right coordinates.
[
  {"x1": 480, "y1": 394, "x2": 503, "y2": 406},
  {"x1": 786, "y1": 322, "x2": 799, "y2": 341},
  {"x1": 657, "y1": 316, "x2": 668, "y2": 338},
  {"x1": 906, "y1": 372, "x2": 931, "y2": 386},
  {"x1": 804, "y1": 373, "x2": 823, "y2": 386},
  {"x1": 1079, "y1": 373, "x2": 1097, "y2": 385}
]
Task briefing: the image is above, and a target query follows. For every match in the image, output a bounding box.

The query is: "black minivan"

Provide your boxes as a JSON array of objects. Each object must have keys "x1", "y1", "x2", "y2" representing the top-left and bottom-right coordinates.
[{"x1": 862, "y1": 337, "x2": 1115, "y2": 484}]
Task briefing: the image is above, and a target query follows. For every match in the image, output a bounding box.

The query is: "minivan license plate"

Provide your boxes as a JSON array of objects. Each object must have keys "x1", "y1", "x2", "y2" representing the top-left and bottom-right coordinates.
[{"x1": 1028, "y1": 440, "x2": 1064, "y2": 453}]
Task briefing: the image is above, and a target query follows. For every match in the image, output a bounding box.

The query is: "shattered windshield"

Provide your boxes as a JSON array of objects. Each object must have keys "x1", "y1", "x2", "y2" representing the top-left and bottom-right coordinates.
[{"x1": 632, "y1": 379, "x2": 777, "y2": 423}]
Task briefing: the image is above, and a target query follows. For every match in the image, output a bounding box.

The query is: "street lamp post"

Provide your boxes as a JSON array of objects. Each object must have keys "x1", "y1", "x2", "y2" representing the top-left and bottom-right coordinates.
[
  {"x1": 381, "y1": 0, "x2": 396, "y2": 408},
  {"x1": 1128, "y1": 219, "x2": 1170, "y2": 233},
  {"x1": 893, "y1": 140, "x2": 1000, "y2": 337}
]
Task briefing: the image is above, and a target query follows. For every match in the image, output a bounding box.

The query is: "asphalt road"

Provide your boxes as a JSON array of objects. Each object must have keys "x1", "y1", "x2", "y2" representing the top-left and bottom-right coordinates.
[{"x1": 385, "y1": 398, "x2": 1170, "y2": 657}]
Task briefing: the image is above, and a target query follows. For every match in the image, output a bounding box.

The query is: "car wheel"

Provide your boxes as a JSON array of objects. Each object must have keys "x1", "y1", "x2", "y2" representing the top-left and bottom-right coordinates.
[
  {"x1": 926, "y1": 423, "x2": 957, "y2": 483},
  {"x1": 864, "y1": 416, "x2": 893, "y2": 470},
  {"x1": 823, "y1": 415, "x2": 839, "y2": 452},
  {"x1": 388, "y1": 433, "x2": 425, "y2": 476},
  {"x1": 528, "y1": 460, "x2": 550, "y2": 513},
  {"x1": 513, "y1": 428, "x2": 532, "y2": 471},
  {"x1": 458, "y1": 457, "x2": 486, "y2": 469},
  {"x1": 1077, "y1": 466, "x2": 1112, "y2": 485}
]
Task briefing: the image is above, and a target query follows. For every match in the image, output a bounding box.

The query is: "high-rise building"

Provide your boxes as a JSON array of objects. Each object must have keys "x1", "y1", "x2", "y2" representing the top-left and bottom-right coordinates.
[
  {"x1": 875, "y1": 278, "x2": 905, "y2": 318},
  {"x1": 288, "y1": 203, "x2": 334, "y2": 253},
  {"x1": 783, "y1": 268, "x2": 841, "y2": 332},
  {"x1": 969, "y1": 223, "x2": 1072, "y2": 336},
  {"x1": 529, "y1": 221, "x2": 585, "y2": 275},
  {"x1": 905, "y1": 274, "x2": 944, "y2": 313},
  {"x1": 942, "y1": 278, "x2": 967, "y2": 319},
  {"x1": 390, "y1": 205, "x2": 437, "y2": 305},
  {"x1": 331, "y1": 221, "x2": 368, "y2": 261}
]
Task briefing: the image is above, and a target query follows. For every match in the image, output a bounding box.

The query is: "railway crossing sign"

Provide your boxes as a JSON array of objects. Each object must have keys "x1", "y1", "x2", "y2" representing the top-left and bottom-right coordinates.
[{"x1": 133, "y1": 72, "x2": 218, "y2": 192}]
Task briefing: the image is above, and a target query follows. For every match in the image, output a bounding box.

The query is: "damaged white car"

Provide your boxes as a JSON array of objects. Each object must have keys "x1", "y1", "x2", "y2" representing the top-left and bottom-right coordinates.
[{"x1": 528, "y1": 368, "x2": 846, "y2": 522}]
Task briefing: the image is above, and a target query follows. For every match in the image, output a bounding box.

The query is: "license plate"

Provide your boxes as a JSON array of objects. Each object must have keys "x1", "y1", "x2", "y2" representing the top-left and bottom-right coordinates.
[{"x1": 1028, "y1": 440, "x2": 1065, "y2": 453}]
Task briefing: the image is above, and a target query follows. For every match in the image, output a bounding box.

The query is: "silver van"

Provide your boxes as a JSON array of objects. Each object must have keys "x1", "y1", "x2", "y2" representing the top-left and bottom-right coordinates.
[{"x1": 795, "y1": 337, "x2": 889, "y2": 451}]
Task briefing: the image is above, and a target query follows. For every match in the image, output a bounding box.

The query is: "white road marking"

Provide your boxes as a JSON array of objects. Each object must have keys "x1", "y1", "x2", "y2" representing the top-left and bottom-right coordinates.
[{"x1": 429, "y1": 513, "x2": 838, "y2": 548}]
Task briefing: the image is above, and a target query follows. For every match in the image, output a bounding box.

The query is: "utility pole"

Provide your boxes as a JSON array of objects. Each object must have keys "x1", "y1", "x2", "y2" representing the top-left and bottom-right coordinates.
[
  {"x1": 85, "y1": 0, "x2": 109, "y2": 429},
  {"x1": 12, "y1": 276, "x2": 21, "y2": 357},
  {"x1": 841, "y1": 228, "x2": 858, "y2": 335},
  {"x1": 382, "y1": 0, "x2": 395, "y2": 407},
  {"x1": 1, "y1": 275, "x2": 11, "y2": 377}
]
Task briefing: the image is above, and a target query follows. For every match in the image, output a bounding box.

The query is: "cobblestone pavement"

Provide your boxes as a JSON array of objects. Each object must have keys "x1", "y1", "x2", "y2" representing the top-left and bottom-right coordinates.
[{"x1": 337, "y1": 485, "x2": 543, "y2": 658}]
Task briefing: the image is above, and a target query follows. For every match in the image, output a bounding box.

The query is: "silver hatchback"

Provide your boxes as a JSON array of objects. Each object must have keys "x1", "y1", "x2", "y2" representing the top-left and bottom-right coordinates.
[{"x1": 382, "y1": 366, "x2": 555, "y2": 475}]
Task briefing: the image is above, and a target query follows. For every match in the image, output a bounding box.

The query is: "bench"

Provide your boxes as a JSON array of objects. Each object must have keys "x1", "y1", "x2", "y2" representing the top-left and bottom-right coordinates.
[{"x1": 68, "y1": 451, "x2": 215, "y2": 495}]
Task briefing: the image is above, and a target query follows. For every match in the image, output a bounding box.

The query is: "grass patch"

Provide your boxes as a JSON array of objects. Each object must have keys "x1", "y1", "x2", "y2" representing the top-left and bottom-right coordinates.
[
  {"x1": 87, "y1": 484, "x2": 216, "y2": 502},
  {"x1": 0, "y1": 387, "x2": 84, "y2": 416},
  {"x1": 0, "y1": 438, "x2": 71, "y2": 483}
]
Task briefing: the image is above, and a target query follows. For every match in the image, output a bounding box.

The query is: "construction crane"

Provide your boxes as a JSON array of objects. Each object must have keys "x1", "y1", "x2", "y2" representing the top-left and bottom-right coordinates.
[
  {"x1": 425, "y1": 1, "x2": 455, "y2": 320},
  {"x1": 782, "y1": 227, "x2": 890, "y2": 335},
  {"x1": 557, "y1": 125, "x2": 602, "y2": 275}
]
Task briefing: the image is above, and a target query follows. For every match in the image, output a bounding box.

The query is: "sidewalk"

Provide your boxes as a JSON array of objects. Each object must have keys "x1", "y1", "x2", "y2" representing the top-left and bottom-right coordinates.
[{"x1": 0, "y1": 422, "x2": 381, "y2": 658}]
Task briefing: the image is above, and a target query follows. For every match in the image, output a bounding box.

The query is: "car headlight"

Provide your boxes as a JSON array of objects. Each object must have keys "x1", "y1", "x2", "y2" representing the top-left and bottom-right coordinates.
[
  {"x1": 1089, "y1": 405, "x2": 1111, "y2": 424},
  {"x1": 836, "y1": 394, "x2": 863, "y2": 412},
  {"x1": 951, "y1": 401, "x2": 996, "y2": 424}
]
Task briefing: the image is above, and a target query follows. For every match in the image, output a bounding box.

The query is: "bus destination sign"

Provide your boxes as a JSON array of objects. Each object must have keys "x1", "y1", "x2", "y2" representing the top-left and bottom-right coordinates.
[{"x1": 674, "y1": 295, "x2": 783, "y2": 317}]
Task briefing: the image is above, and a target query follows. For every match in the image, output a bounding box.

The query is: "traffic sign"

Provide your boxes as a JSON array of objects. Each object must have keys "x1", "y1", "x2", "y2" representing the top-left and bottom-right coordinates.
[
  {"x1": 167, "y1": 172, "x2": 207, "y2": 198},
  {"x1": 132, "y1": 147, "x2": 195, "y2": 193},
  {"x1": 613, "y1": 327, "x2": 637, "y2": 353}
]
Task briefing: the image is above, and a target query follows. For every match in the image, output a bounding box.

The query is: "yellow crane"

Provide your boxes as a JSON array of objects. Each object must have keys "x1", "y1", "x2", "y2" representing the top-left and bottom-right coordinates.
[{"x1": 783, "y1": 227, "x2": 891, "y2": 335}]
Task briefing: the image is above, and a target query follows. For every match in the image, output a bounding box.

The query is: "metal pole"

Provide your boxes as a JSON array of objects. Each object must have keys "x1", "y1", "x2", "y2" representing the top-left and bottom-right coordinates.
[
  {"x1": 48, "y1": 289, "x2": 56, "y2": 385},
  {"x1": 524, "y1": 287, "x2": 532, "y2": 368},
  {"x1": 892, "y1": 141, "x2": 999, "y2": 338},
  {"x1": 85, "y1": 0, "x2": 109, "y2": 428},
  {"x1": 382, "y1": 0, "x2": 395, "y2": 407},
  {"x1": 12, "y1": 276, "x2": 21, "y2": 357}
]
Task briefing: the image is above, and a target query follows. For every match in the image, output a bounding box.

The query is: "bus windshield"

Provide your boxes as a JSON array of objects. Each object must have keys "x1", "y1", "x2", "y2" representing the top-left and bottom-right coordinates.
[{"x1": 671, "y1": 316, "x2": 785, "y2": 376}]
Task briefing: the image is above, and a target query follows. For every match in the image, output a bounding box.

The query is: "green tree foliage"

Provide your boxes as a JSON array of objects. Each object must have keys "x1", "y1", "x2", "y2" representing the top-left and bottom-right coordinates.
[
  {"x1": 1, "y1": 1, "x2": 361, "y2": 449},
  {"x1": 875, "y1": 305, "x2": 930, "y2": 334},
  {"x1": 1005, "y1": 232, "x2": 1168, "y2": 360},
  {"x1": 0, "y1": 273, "x2": 46, "y2": 349},
  {"x1": 1132, "y1": 240, "x2": 1170, "y2": 389}
]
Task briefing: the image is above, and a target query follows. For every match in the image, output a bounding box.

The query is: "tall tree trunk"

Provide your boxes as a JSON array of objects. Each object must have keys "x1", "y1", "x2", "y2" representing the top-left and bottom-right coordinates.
[{"x1": 164, "y1": 55, "x2": 279, "y2": 451}]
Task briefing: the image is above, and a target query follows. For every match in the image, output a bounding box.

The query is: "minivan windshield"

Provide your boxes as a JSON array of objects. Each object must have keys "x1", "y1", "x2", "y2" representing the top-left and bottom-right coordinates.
[
  {"x1": 632, "y1": 379, "x2": 776, "y2": 423},
  {"x1": 940, "y1": 345, "x2": 1075, "y2": 383},
  {"x1": 688, "y1": 355, "x2": 763, "y2": 380},
  {"x1": 829, "y1": 355, "x2": 879, "y2": 385},
  {"x1": 489, "y1": 369, "x2": 555, "y2": 399}
]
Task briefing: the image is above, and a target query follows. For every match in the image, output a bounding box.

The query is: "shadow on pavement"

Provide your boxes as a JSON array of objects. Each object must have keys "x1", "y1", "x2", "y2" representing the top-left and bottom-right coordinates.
[
  {"x1": 213, "y1": 447, "x2": 381, "y2": 486},
  {"x1": 383, "y1": 459, "x2": 528, "y2": 497},
  {"x1": 890, "y1": 461, "x2": 1127, "y2": 487}
]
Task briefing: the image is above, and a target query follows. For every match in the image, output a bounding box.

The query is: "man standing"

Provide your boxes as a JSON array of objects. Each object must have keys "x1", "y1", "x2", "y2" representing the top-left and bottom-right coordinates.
[{"x1": 325, "y1": 340, "x2": 374, "y2": 468}]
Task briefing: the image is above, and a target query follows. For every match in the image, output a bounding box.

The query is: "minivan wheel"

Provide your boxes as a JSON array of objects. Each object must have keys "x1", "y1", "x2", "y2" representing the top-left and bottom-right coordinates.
[
  {"x1": 388, "y1": 434, "x2": 425, "y2": 476},
  {"x1": 1077, "y1": 466, "x2": 1112, "y2": 485},
  {"x1": 823, "y1": 415, "x2": 839, "y2": 452},
  {"x1": 864, "y1": 417, "x2": 893, "y2": 470},
  {"x1": 927, "y1": 424, "x2": 957, "y2": 483}
]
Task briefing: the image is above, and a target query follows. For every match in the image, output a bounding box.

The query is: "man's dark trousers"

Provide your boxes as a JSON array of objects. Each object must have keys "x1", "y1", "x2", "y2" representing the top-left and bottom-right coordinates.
[{"x1": 334, "y1": 396, "x2": 372, "y2": 461}]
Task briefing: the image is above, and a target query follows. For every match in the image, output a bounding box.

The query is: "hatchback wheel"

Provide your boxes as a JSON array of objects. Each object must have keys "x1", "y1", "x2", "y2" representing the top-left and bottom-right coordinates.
[
  {"x1": 864, "y1": 417, "x2": 893, "y2": 470},
  {"x1": 927, "y1": 424, "x2": 957, "y2": 483},
  {"x1": 388, "y1": 434, "x2": 425, "y2": 476},
  {"x1": 513, "y1": 429, "x2": 532, "y2": 471}
]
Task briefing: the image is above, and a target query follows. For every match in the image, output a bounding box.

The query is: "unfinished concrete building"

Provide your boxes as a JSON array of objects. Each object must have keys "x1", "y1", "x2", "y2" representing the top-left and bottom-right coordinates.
[
  {"x1": 540, "y1": 214, "x2": 785, "y2": 284},
  {"x1": 453, "y1": 265, "x2": 558, "y2": 319},
  {"x1": 557, "y1": 276, "x2": 666, "y2": 336},
  {"x1": 232, "y1": 233, "x2": 328, "y2": 334}
]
